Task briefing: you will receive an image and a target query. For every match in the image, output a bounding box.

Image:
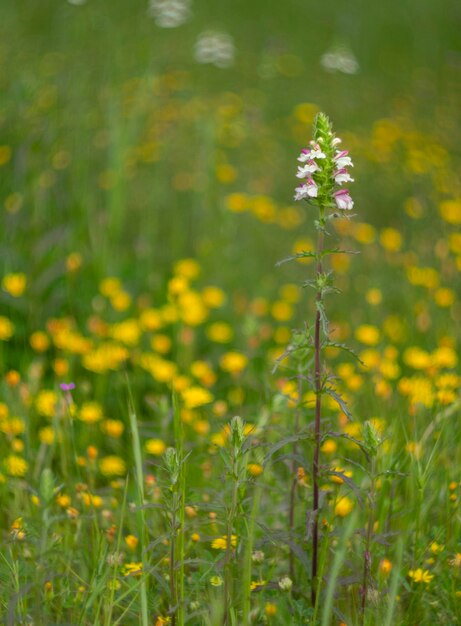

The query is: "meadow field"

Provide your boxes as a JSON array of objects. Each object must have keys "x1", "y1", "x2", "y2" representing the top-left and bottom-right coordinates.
[{"x1": 1, "y1": 1, "x2": 461, "y2": 624}]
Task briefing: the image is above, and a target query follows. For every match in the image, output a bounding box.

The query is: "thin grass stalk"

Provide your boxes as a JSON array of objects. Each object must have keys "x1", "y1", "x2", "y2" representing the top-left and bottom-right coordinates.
[
  {"x1": 288, "y1": 373, "x2": 303, "y2": 583},
  {"x1": 383, "y1": 537, "x2": 404, "y2": 626},
  {"x1": 173, "y1": 393, "x2": 186, "y2": 626},
  {"x1": 223, "y1": 469, "x2": 239, "y2": 625},
  {"x1": 104, "y1": 480, "x2": 129, "y2": 626},
  {"x1": 320, "y1": 510, "x2": 357, "y2": 626},
  {"x1": 241, "y1": 484, "x2": 262, "y2": 625},
  {"x1": 311, "y1": 525, "x2": 330, "y2": 625},
  {"x1": 127, "y1": 381, "x2": 149, "y2": 626},
  {"x1": 360, "y1": 456, "x2": 376, "y2": 626}
]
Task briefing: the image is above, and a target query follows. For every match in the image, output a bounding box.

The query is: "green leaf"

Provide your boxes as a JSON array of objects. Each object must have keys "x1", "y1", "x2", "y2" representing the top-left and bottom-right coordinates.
[
  {"x1": 325, "y1": 341, "x2": 364, "y2": 365},
  {"x1": 316, "y1": 300, "x2": 329, "y2": 336},
  {"x1": 263, "y1": 433, "x2": 313, "y2": 465},
  {"x1": 324, "y1": 387, "x2": 353, "y2": 420},
  {"x1": 275, "y1": 251, "x2": 317, "y2": 266}
]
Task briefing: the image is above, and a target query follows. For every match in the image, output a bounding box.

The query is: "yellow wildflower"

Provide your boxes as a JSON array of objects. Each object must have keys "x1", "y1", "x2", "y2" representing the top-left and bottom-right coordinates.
[
  {"x1": 0, "y1": 316, "x2": 14, "y2": 341},
  {"x1": 2, "y1": 273, "x2": 26, "y2": 297},
  {"x1": 355, "y1": 325, "x2": 380, "y2": 346},
  {"x1": 408, "y1": 568, "x2": 434, "y2": 583},
  {"x1": 145, "y1": 438, "x2": 166, "y2": 456},
  {"x1": 99, "y1": 456, "x2": 126, "y2": 476},
  {"x1": 265, "y1": 602, "x2": 277, "y2": 616},
  {"x1": 123, "y1": 562, "x2": 143, "y2": 577},
  {"x1": 206, "y1": 322, "x2": 233, "y2": 343},
  {"x1": 334, "y1": 496, "x2": 354, "y2": 517},
  {"x1": 181, "y1": 386, "x2": 214, "y2": 409},
  {"x1": 211, "y1": 535, "x2": 237, "y2": 550},
  {"x1": 100, "y1": 419, "x2": 124, "y2": 438},
  {"x1": 220, "y1": 351, "x2": 248, "y2": 374},
  {"x1": 250, "y1": 580, "x2": 267, "y2": 590},
  {"x1": 4, "y1": 455, "x2": 29, "y2": 477},
  {"x1": 36, "y1": 390, "x2": 57, "y2": 418},
  {"x1": 201, "y1": 286, "x2": 226, "y2": 308},
  {"x1": 79, "y1": 402, "x2": 103, "y2": 424},
  {"x1": 125, "y1": 535, "x2": 139, "y2": 550}
]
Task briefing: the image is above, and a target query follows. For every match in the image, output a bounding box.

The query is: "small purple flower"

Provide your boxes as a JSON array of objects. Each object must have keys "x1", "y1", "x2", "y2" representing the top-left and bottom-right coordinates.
[
  {"x1": 60, "y1": 382, "x2": 76, "y2": 392},
  {"x1": 334, "y1": 168, "x2": 354, "y2": 185},
  {"x1": 334, "y1": 150, "x2": 353, "y2": 169},
  {"x1": 297, "y1": 143, "x2": 326, "y2": 163},
  {"x1": 333, "y1": 189, "x2": 354, "y2": 210},
  {"x1": 296, "y1": 160, "x2": 320, "y2": 178},
  {"x1": 294, "y1": 179, "x2": 318, "y2": 201}
]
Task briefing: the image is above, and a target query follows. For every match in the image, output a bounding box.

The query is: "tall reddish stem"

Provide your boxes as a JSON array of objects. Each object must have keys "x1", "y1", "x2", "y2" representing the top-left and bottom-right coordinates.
[{"x1": 311, "y1": 226, "x2": 324, "y2": 606}]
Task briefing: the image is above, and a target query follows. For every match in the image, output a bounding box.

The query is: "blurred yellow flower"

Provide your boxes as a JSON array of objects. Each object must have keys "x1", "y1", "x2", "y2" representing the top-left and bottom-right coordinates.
[
  {"x1": 99, "y1": 456, "x2": 126, "y2": 476},
  {"x1": 247, "y1": 463, "x2": 263, "y2": 477},
  {"x1": 79, "y1": 402, "x2": 103, "y2": 424},
  {"x1": 4, "y1": 455, "x2": 29, "y2": 477},
  {"x1": 206, "y1": 322, "x2": 233, "y2": 343},
  {"x1": 36, "y1": 390, "x2": 57, "y2": 418},
  {"x1": 125, "y1": 535, "x2": 139, "y2": 550},
  {"x1": 174, "y1": 258, "x2": 200, "y2": 279},
  {"x1": 380, "y1": 228, "x2": 402, "y2": 252},
  {"x1": 110, "y1": 319, "x2": 141, "y2": 345},
  {"x1": 408, "y1": 568, "x2": 434, "y2": 583},
  {"x1": 334, "y1": 496, "x2": 354, "y2": 517},
  {"x1": 439, "y1": 199, "x2": 461, "y2": 224},
  {"x1": 355, "y1": 325, "x2": 380, "y2": 346},
  {"x1": 145, "y1": 438, "x2": 166, "y2": 456},
  {"x1": 181, "y1": 386, "x2": 214, "y2": 409},
  {"x1": 225, "y1": 192, "x2": 249, "y2": 213},
  {"x1": 201, "y1": 286, "x2": 226, "y2": 308},
  {"x1": 211, "y1": 535, "x2": 237, "y2": 550},
  {"x1": 39, "y1": 426, "x2": 55, "y2": 445},
  {"x1": 0, "y1": 316, "x2": 14, "y2": 341},
  {"x1": 100, "y1": 419, "x2": 124, "y2": 438},
  {"x1": 379, "y1": 558, "x2": 393, "y2": 575},
  {"x1": 123, "y1": 562, "x2": 143, "y2": 577},
  {"x1": 220, "y1": 351, "x2": 248, "y2": 374},
  {"x1": 150, "y1": 334, "x2": 172, "y2": 354},
  {"x1": 99, "y1": 277, "x2": 122, "y2": 298},
  {"x1": 2, "y1": 273, "x2": 26, "y2": 297}
]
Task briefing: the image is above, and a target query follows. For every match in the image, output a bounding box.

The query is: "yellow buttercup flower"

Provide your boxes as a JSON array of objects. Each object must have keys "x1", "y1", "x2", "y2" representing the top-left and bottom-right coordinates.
[
  {"x1": 4, "y1": 455, "x2": 29, "y2": 477},
  {"x1": 220, "y1": 351, "x2": 248, "y2": 374},
  {"x1": 145, "y1": 438, "x2": 166, "y2": 456},
  {"x1": 2, "y1": 273, "x2": 26, "y2": 297},
  {"x1": 36, "y1": 390, "x2": 57, "y2": 418},
  {"x1": 0, "y1": 316, "x2": 14, "y2": 341},
  {"x1": 211, "y1": 535, "x2": 237, "y2": 550},
  {"x1": 125, "y1": 535, "x2": 139, "y2": 550},
  {"x1": 123, "y1": 562, "x2": 143, "y2": 577},
  {"x1": 355, "y1": 325, "x2": 380, "y2": 346},
  {"x1": 408, "y1": 568, "x2": 434, "y2": 584},
  {"x1": 79, "y1": 402, "x2": 103, "y2": 424},
  {"x1": 206, "y1": 322, "x2": 233, "y2": 343},
  {"x1": 334, "y1": 496, "x2": 354, "y2": 517},
  {"x1": 181, "y1": 386, "x2": 214, "y2": 409},
  {"x1": 99, "y1": 456, "x2": 126, "y2": 476}
]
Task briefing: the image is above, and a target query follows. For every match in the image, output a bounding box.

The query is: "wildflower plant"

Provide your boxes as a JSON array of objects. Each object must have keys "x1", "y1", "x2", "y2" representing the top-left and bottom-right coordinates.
[{"x1": 287, "y1": 112, "x2": 356, "y2": 604}]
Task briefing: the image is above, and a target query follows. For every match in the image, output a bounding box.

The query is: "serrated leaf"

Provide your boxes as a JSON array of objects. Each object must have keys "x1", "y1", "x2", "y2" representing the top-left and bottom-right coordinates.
[
  {"x1": 275, "y1": 251, "x2": 317, "y2": 266},
  {"x1": 328, "y1": 470, "x2": 363, "y2": 506},
  {"x1": 316, "y1": 300, "x2": 329, "y2": 336},
  {"x1": 324, "y1": 387, "x2": 353, "y2": 420},
  {"x1": 326, "y1": 341, "x2": 364, "y2": 365},
  {"x1": 263, "y1": 433, "x2": 312, "y2": 465}
]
